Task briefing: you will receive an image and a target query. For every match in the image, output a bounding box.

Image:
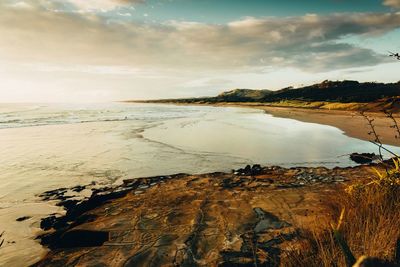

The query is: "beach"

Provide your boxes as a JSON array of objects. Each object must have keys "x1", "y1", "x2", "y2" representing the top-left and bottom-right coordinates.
[
  {"x1": 0, "y1": 102, "x2": 398, "y2": 266},
  {"x1": 209, "y1": 103, "x2": 399, "y2": 147},
  {"x1": 262, "y1": 106, "x2": 398, "y2": 146}
]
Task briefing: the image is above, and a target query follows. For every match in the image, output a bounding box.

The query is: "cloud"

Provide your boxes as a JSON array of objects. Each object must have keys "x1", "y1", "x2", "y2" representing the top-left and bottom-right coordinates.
[
  {"x1": 6, "y1": 0, "x2": 145, "y2": 12},
  {"x1": 0, "y1": 3, "x2": 399, "y2": 74},
  {"x1": 163, "y1": 13, "x2": 400, "y2": 70},
  {"x1": 64, "y1": 0, "x2": 145, "y2": 12},
  {"x1": 383, "y1": 0, "x2": 400, "y2": 8}
]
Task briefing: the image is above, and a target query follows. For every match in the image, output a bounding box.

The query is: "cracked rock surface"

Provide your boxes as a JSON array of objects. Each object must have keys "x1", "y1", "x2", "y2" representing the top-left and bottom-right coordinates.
[{"x1": 33, "y1": 164, "x2": 374, "y2": 267}]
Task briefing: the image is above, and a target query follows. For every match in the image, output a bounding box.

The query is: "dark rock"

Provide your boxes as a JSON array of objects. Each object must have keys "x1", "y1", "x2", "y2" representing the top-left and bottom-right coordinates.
[
  {"x1": 37, "y1": 181, "x2": 138, "y2": 246},
  {"x1": 251, "y1": 164, "x2": 263, "y2": 175},
  {"x1": 253, "y1": 208, "x2": 291, "y2": 233},
  {"x1": 39, "y1": 188, "x2": 68, "y2": 201},
  {"x1": 244, "y1": 165, "x2": 251, "y2": 171},
  {"x1": 51, "y1": 230, "x2": 109, "y2": 248},
  {"x1": 40, "y1": 216, "x2": 58, "y2": 230},
  {"x1": 350, "y1": 153, "x2": 377, "y2": 164},
  {"x1": 16, "y1": 216, "x2": 31, "y2": 222},
  {"x1": 71, "y1": 185, "x2": 86, "y2": 193},
  {"x1": 221, "y1": 178, "x2": 243, "y2": 189},
  {"x1": 235, "y1": 164, "x2": 264, "y2": 176},
  {"x1": 258, "y1": 232, "x2": 298, "y2": 250},
  {"x1": 219, "y1": 250, "x2": 255, "y2": 267},
  {"x1": 72, "y1": 214, "x2": 97, "y2": 226},
  {"x1": 56, "y1": 199, "x2": 79, "y2": 210}
]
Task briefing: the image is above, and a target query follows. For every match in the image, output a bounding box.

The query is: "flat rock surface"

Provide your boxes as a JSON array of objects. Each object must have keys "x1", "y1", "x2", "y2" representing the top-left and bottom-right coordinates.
[{"x1": 33, "y1": 164, "x2": 375, "y2": 267}]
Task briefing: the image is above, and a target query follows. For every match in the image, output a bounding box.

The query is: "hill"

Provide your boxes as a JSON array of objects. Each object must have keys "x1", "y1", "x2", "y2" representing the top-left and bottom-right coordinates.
[
  {"x1": 217, "y1": 88, "x2": 272, "y2": 102},
  {"x1": 132, "y1": 80, "x2": 400, "y2": 112},
  {"x1": 261, "y1": 80, "x2": 400, "y2": 103}
]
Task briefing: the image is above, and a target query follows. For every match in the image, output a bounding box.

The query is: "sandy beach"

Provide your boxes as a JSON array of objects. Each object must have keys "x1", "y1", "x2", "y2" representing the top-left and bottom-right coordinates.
[{"x1": 209, "y1": 103, "x2": 400, "y2": 147}]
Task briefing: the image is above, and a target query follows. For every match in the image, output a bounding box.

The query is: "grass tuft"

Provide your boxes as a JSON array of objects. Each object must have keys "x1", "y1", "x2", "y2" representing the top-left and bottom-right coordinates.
[{"x1": 283, "y1": 159, "x2": 400, "y2": 266}]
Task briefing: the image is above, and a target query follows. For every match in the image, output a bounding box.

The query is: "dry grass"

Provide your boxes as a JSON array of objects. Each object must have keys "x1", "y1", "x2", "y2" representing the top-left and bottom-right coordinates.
[
  {"x1": 261, "y1": 99, "x2": 397, "y2": 112},
  {"x1": 264, "y1": 100, "x2": 367, "y2": 111},
  {"x1": 283, "y1": 160, "x2": 400, "y2": 266}
]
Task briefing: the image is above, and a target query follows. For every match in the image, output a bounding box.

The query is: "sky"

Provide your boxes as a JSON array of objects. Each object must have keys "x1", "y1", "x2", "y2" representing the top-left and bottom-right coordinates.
[{"x1": 0, "y1": 0, "x2": 400, "y2": 102}]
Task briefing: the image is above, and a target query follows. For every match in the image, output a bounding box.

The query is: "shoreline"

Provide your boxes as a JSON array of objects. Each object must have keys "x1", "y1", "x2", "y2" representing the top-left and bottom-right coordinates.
[
  {"x1": 250, "y1": 105, "x2": 399, "y2": 147},
  {"x1": 135, "y1": 101, "x2": 399, "y2": 147}
]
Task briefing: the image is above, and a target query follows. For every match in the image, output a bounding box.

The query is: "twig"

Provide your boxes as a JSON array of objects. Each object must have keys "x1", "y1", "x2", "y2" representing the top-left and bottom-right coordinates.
[
  {"x1": 369, "y1": 141, "x2": 399, "y2": 158},
  {"x1": 384, "y1": 110, "x2": 400, "y2": 140},
  {"x1": 360, "y1": 112, "x2": 384, "y2": 161}
]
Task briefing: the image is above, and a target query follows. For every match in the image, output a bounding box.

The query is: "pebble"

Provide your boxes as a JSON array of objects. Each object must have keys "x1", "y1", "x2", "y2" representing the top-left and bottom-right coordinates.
[
  {"x1": 294, "y1": 171, "x2": 347, "y2": 185},
  {"x1": 138, "y1": 185, "x2": 149, "y2": 189}
]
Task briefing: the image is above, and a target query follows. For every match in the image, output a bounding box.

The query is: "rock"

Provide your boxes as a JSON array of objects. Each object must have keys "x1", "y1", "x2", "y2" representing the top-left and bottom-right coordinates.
[
  {"x1": 71, "y1": 185, "x2": 86, "y2": 193},
  {"x1": 350, "y1": 153, "x2": 377, "y2": 164},
  {"x1": 16, "y1": 216, "x2": 31, "y2": 222},
  {"x1": 39, "y1": 188, "x2": 68, "y2": 201},
  {"x1": 40, "y1": 216, "x2": 58, "y2": 231},
  {"x1": 253, "y1": 208, "x2": 291, "y2": 233},
  {"x1": 56, "y1": 199, "x2": 79, "y2": 210},
  {"x1": 235, "y1": 164, "x2": 264, "y2": 176},
  {"x1": 33, "y1": 164, "x2": 380, "y2": 267},
  {"x1": 251, "y1": 164, "x2": 263, "y2": 175},
  {"x1": 48, "y1": 230, "x2": 109, "y2": 249}
]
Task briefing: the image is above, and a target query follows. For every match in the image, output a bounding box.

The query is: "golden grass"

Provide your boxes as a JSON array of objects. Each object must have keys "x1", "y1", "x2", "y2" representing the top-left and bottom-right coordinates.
[
  {"x1": 283, "y1": 160, "x2": 400, "y2": 266},
  {"x1": 262, "y1": 100, "x2": 368, "y2": 111}
]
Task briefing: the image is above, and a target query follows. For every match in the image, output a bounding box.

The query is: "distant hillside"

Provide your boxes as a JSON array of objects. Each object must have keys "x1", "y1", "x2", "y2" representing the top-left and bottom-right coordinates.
[
  {"x1": 131, "y1": 80, "x2": 400, "y2": 111},
  {"x1": 136, "y1": 80, "x2": 400, "y2": 103},
  {"x1": 217, "y1": 89, "x2": 272, "y2": 102},
  {"x1": 261, "y1": 80, "x2": 400, "y2": 103}
]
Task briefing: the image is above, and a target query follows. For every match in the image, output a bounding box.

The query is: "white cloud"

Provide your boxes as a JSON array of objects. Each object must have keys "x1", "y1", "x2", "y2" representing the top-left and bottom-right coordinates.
[
  {"x1": 6, "y1": 0, "x2": 144, "y2": 12},
  {"x1": 65, "y1": 0, "x2": 144, "y2": 12}
]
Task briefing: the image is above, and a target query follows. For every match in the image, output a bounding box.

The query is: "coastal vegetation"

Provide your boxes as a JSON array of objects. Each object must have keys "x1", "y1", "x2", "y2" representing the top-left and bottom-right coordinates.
[
  {"x1": 135, "y1": 80, "x2": 400, "y2": 113},
  {"x1": 284, "y1": 159, "x2": 400, "y2": 266}
]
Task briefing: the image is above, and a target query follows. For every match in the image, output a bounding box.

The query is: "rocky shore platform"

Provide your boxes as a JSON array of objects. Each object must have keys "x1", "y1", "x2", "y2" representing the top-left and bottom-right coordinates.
[{"x1": 32, "y1": 163, "x2": 377, "y2": 266}]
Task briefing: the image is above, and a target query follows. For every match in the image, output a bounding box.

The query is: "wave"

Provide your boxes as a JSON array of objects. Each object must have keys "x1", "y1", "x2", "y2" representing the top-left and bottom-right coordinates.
[
  {"x1": 0, "y1": 117, "x2": 134, "y2": 129},
  {"x1": 0, "y1": 103, "x2": 202, "y2": 130}
]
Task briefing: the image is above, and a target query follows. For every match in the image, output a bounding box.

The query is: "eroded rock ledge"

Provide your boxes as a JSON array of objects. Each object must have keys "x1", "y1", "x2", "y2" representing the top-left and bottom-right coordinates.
[{"x1": 32, "y1": 164, "x2": 375, "y2": 267}]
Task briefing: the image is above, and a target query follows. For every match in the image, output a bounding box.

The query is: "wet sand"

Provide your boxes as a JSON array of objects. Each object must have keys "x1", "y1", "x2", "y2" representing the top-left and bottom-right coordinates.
[{"x1": 212, "y1": 103, "x2": 399, "y2": 147}]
